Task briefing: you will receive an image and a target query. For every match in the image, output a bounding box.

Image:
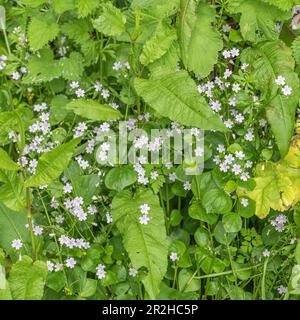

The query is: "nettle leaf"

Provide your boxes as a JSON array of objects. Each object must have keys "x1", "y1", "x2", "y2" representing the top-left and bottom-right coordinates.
[
  {"x1": 292, "y1": 36, "x2": 300, "y2": 65},
  {"x1": 131, "y1": 0, "x2": 180, "y2": 19},
  {"x1": 140, "y1": 23, "x2": 177, "y2": 66},
  {"x1": 25, "y1": 48, "x2": 61, "y2": 83},
  {"x1": 105, "y1": 166, "x2": 137, "y2": 192},
  {"x1": 134, "y1": 70, "x2": 226, "y2": 131},
  {"x1": 25, "y1": 139, "x2": 80, "y2": 187},
  {"x1": 66, "y1": 99, "x2": 122, "y2": 121},
  {"x1": 8, "y1": 256, "x2": 47, "y2": 300},
  {"x1": 93, "y1": 2, "x2": 126, "y2": 36},
  {"x1": 52, "y1": 0, "x2": 76, "y2": 14},
  {"x1": 76, "y1": 0, "x2": 99, "y2": 17},
  {"x1": 178, "y1": 0, "x2": 223, "y2": 77},
  {"x1": 228, "y1": 0, "x2": 290, "y2": 42},
  {"x1": 0, "y1": 202, "x2": 28, "y2": 253},
  {"x1": 61, "y1": 19, "x2": 92, "y2": 45},
  {"x1": 59, "y1": 52, "x2": 84, "y2": 81},
  {"x1": 111, "y1": 190, "x2": 168, "y2": 299},
  {"x1": 261, "y1": 0, "x2": 295, "y2": 11},
  {"x1": 0, "y1": 148, "x2": 19, "y2": 170},
  {"x1": 27, "y1": 14, "x2": 59, "y2": 51},
  {"x1": 0, "y1": 170, "x2": 26, "y2": 211}
]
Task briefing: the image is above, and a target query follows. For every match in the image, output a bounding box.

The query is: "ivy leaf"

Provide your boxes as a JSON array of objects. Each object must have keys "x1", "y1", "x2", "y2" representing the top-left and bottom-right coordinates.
[
  {"x1": 0, "y1": 148, "x2": 20, "y2": 171},
  {"x1": 0, "y1": 170, "x2": 26, "y2": 211},
  {"x1": 66, "y1": 99, "x2": 122, "y2": 121},
  {"x1": 59, "y1": 52, "x2": 84, "y2": 81},
  {"x1": 8, "y1": 256, "x2": 48, "y2": 300},
  {"x1": 111, "y1": 189, "x2": 168, "y2": 299},
  {"x1": 76, "y1": 0, "x2": 99, "y2": 17},
  {"x1": 178, "y1": 0, "x2": 223, "y2": 77},
  {"x1": 0, "y1": 202, "x2": 28, "y2": 253},
  {"x1": 27, "y1": 14, "x2": 59, "y2": 51},
  {"x1": 140, "y1": 23, "x2": 177, "y2": 66},
  {"x1": 134, "y1": 70, "x2": 227, "y2": 131},
  {"x1": 105, "y1": 166, "x2": 137, "y2": 192},
  {"x1": 25, "y1": 139, "x2": 80, "y2": 187},
  {"x1": 228, "y1": 0, "x2": 290, "y2": 42},
  {"x1": 93, "y1": 2, "x2": 126, "y2": 36}
]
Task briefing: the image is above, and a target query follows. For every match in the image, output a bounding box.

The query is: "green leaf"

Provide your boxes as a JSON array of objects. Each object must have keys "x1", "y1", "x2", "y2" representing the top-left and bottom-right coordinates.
[
  {"x1": 25, "y1": 139, "x2": 80, "y2": 187},
  {"x1": 0, "y1": 170, "x2": 26, "y2": 211},
  {"x1": 28, "y1": 14, "x2": 59, "y2": 51},
  {"x1": 228, "y1": 0, "x2": 290, "y2": 42},
  {"x1": 52, "y1": 0, "x2": 75, "y2": 13},
  {"x1": 66, "y1": 99, "x2": 122, "y2": 121},
  {"x1": 261, "y1": 0, "x2": 295, "y2": 11},
  {"x1": 111, "y1": 190, "x2": 168, "y2": 299},
  {"x1": 9, "y1": 256, "x2": 47, "y2": 300},
  {"x1": 105, "y1": 166, "x2": 137, "y2": 192},
  {"x1": 134, "y1": 71, "x2": 226, "y2": 131},
  {"x1": 178, "y1": 269, "x2": 200, "y2": 292},
  {"x1": 222, "y1": 213, "x2": 242, "y2": 233},
  {"x1": 178, "y1": 0, "x2": 223, "y2": 77},
  {"x1": 61, "y1": 19, "x2": 91, "y2": 45},
  {"x1": 202, "y1": 189, "x2": 232, "y2": 214},
  {"x1": 0, "y1": 111, "x2": 18, "y2": 144},
  {"x1": 295, "y1": 241, "x2": 300, "y2": 264},
  {"x1": 266, "y1": 94, "x2": 298, "y2": 156},
  {"x1": 20, "y1": 0, "x2": 45, "y2": 7},
  {"x1": 0, "y1": 148, "x2": 19, "y2": 171},
  {"x1": 76, "y1": 0, "x2": 99, "y2": 17},
  {"x1": 50, "y1": 95, "x2": 70, "y2": 123},
  {"x1": 140, "y1": 23, "x2": 177, "y2": 66},
  {"x1": 59, "y1": 52, "x2": 84, "y2": 81},
  {"x1": 93, "y1": 2, "x2": 126, "y2": 36},
  {"x1": 292, "y1": 36, "x2": 300, "y2": 65},
  {"x1": 0, "y1": 6, "x2": 6, "y2": 30},
  {"x1": 0, "y1": 202, "x2": 28, "y2": 253}
]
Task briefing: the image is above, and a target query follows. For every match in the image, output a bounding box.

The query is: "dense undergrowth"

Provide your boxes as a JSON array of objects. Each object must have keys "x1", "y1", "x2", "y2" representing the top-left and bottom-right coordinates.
[{"x1": 1, "y1": 0, "x2": 300, "y2": 300}]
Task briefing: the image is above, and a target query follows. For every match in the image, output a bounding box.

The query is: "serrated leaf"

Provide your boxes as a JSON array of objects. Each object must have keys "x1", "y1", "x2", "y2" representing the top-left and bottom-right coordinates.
[
  {"x1": 9, "y1": 256, "x2": 47, "y2": 300},
  {"x1": 0, "y1": 170, "x2": 26, "y2": 211},
  {"x1": 66, "y1": 99, "x2": 122, "y2": 121},
  {"x1": 0, "y1": 148, "x2": 20, "y2": 170},
  {"x1": 25, "y1": 139, "x2": 80, "y2": 187},
  {"x1": 61, "y1": 19, "x2": 91, "y2": 45},
  {"x1": 261, "y1": 0, "x2": 294, "y2": 11},
  {"x1": 228, "y1": 0, "x2": 290, "y2": 42},
  {"x1": 111, "y1": 189, "x2": 168, "y2": 299},
  {"x1": 140, "y1": 23, "x2": 177, "y2": 66},
  {"x1": 93, "y1": 2, "x2": 126, "y2": 36},
  {"x1": 76, "y1": 0, "x2": 99, "y2": 17},
  {"x1": 134, "y1": 70, "x2": 226, "y2": 131},
  {"x1": 0, "y1": 202, "x2": 28, "y2": 253},
  {"x1": 178, "y1": 0, "x2": 223, "y2": 77},
  {"x1": 52, "y1": 0, "x2": 75, "y2": 13},
  {"x1": 292, "y1": 36, "x2": 300, "y2": 65},
  {"x1": 59, "y1": 52, "x2": 84, "y2": 81},
  {"x1": 28, "y1": 14, "x2": 59, "y2": 51}
]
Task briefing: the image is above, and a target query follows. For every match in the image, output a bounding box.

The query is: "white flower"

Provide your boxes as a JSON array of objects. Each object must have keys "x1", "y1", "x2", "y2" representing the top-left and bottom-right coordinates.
[
  {"x1": 56, "y1": 215, "x2": 64, "y2": 224},
  {"x1": 151, "y1": 171, "x2": 159, "y2": 180},
  {"x1": 70, "y1": 81, "x2": 79, "y2": 89},
  {"x1": 140, "y1": 204, "x2": 150, "y2": 214},
  {"x1": 94, "y1": 81, "x2": 102, "y2": 92},
  {"x1": 217, "y1": 144, "x2": 226, "y2": 153},
  {"x1": 183, "y1": 181, "x2": 191, "y2": 191},
  {"x1": 63, "y1": 183, "x2": 73, "y2": 194},
  {"x1": 275, "y1": 76, "x2": 285, "y2": 86},
  {"x1": 235, "y1": 151, "x2": 245, "y2": 160},
  {"x1": 241, "y1": 198, "x2": 249, "y2": 207},
  {"x1": 230, "y1": 48, "x2": 240, "y2": 57},
  {"x1": 232, "y1": 83, "x2": 241, "y2": 93},
  {"x1": 106, "y1": 213, "x2": 113, "y2": 223},
  {"x1": 101, "y1": 89, "x2": 110, "y2": 99},
  {"x1": 232, "y1": 164, "x2": 242, "y2": 175},
  {"x1": 222, "y1": 50, "x2": 231, "y2": 59},
  {"x1": 33, "y1": 225, "x2": 43, "y2": 236},
  {"x1": 277, "y1": 285, "x2": 287, "y2": 295},
  {"x1": 96, "y1": 264, "x2": 106, "y2": 279},
  {"x1": 139, "y1": 214, "x2": 150, "y2": 225},
  {"x1": 223, "y1": 24, "x2": 231, "y2": 33},
  {"x1": 169, "y1": 172, "x2": 177, "y2": 182},
  {"x1": 195, "y1": 146, "x2": 204, "y2": 157},
  {"x1": 241, "y1": 63, "x2": 249, "y2": 71},
  {"x1": 113, "y1": 61, "x2": 122, "y2": 71},
  {"x1": 129, "y1": 268, "x2": 138, "y2": 277},
  {"x1": 245, "y1": 129, "x2": 255, "y2": 141},
  {"x1": 210, "y1": 100, "x2": 222, "y2": 112},
  {"x1": 55, "y1": 263, "x2": 63, "y2": 272},
  {"x1": 47, "y1": 261, "x2": 54, "y2": 272},
  {"x1": 240, "y1": 172, "x2": 250, "y2": 181},
  {"x1": 220, "y1": 162, "x2": 229, "y2": 172},
  {"x1": 223, "y1": 68, "x2": 232, "y2": 79},
  {"x1": 169, "y1": 252, "x2": 178, "y2": 262},
  {"x1": 262, "y1": 249, "x2": 270, "y2": 257},
  {"x1": 12, "y1": 71, "x2": 21, "y2": 80},
  {"x1": 11, "y1": 239, "x2": 23, "y2": 250},
  {"x1": 246, "y1": 160, "x2": 253, "y2": 168},
  {"x1": 259, "y1": 119, "x2": 267, "y2": 127},
  {"x1": 224, "y1": 119, "x2": 234, "y2": 128},
  {"x1": 75, "y1": 88, "x2": 85, "y2": 97},
  {"x1": 282, "y1": 85, "x2": 292, "y2": 96},
  {"x1": 66, "y1": 257, "x2": 76, "y2": 269},
  {"x1": 224, "y1": 154, "x2": 235, "y2": 165},
  {"x1": 235, "y1": 113, "x2": 244, "y2": 123}
]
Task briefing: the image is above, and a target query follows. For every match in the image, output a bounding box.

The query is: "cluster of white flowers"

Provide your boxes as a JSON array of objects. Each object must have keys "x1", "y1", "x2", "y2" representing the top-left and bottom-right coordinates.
[
  {"x1": 275, "y1": 75, "x2": 292, "y2": 96},
  {"x1": 270, "y1": 214, "x2": 288, "y2": 232},
  {"x1": 139, "y1": 203, "x2": 151, "y2": 225},
  {"x1": 58, "y1": 235, "x2": 90, "y2": 249},
  {"x1": 75, "y1": 155, "x2": 89, "y2": 170},
  {"x1": 96, "y1": 264, "x2": 106, "y2": 279},
  {"x1": 64, "y1": 196, "x2": 87, "y2": 221},
  {"x1": 73, "y1": 122, "x2": 87, "y2": 138},
  {"x1": 112, "y1": 61, "x2": 131, "y2": 71}
]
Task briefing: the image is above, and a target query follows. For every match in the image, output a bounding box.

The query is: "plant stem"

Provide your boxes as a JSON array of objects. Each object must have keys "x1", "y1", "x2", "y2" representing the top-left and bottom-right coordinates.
[{"x1": 26, "y1": 184, "x2": 37, "y2": 261}]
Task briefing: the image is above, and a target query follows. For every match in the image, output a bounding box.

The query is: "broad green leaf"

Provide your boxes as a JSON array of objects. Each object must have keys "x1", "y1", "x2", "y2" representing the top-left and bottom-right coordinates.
[
  {"x1": 292, "y1": 36, "x2": 300, "y2": 65},
  {"x1": 178, "y1": 0, "x2": 223, "y2": 77},
  {"x1": 76, "y1": 0, "x2": 99, "y2": 17},
  {"x1": 25, "y1": 139, "x2": 80, "y2": 187},
  {"x1": 105, "y1": 166, "x2": 137, "y2": 192},
  {"x1": 111, "y1": 190, "x2": 168, "y2": 299},
  {"x1": 93, "y1": 3, "x2": 126, "y2": 36},
  {"x1": 66, "y1": 99, "x2": 122, "y2": 121},
  {"x1": 27, "y1": 14, "x2": 59, "y2": 51},
  {"x1": 134, "y1": 71, "x2": 226, "y2": 131},
  {"x1": 261, "y1": 0, "x2": 295, "y2": 10},
  {"x1": 178, "y1": 269, "x2": 200, "y2": 292},
  {"x1": 202, "y1": 189, "x2": 232, "y2": 214},
  {"x1": 222, "y1": 213, "x2": 242, "y2": 233},
  {"x1": 0, "y1": 202, "x2": 28, "y2": 253},
  {"x1": 0, "y1": 6, "x2": 6, "y2": 30},
  {"x1": 0, "y1": 170, "x2": 26, "y2": 211},
  {"x1": 52, "y1": 0, "x2": 75, "y2": 13},
  {"x1": 228, "y1": 0, "x2": 290, "y2": 42},
  {"x1": 59, "y1": 52, "x2": 84, "y2": 81},
  {"x1": 61, "y1": 19, "x2": 91, "y2": 45},
  {"x1": 0, "y1": 148, "x2": 19, "y2": 171},
  {"x1": 140, "y1": 23, "x2": 177, "y2": 66},
  {"x1": 50, "y1": 95, "x2": 70, "y2": 124},
  {"x1": 9, "y1": 256, "x2": 47, "y2": 300},
  {"x1": 266, "y1": 94, "x2": 298, "y2": 156}
]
